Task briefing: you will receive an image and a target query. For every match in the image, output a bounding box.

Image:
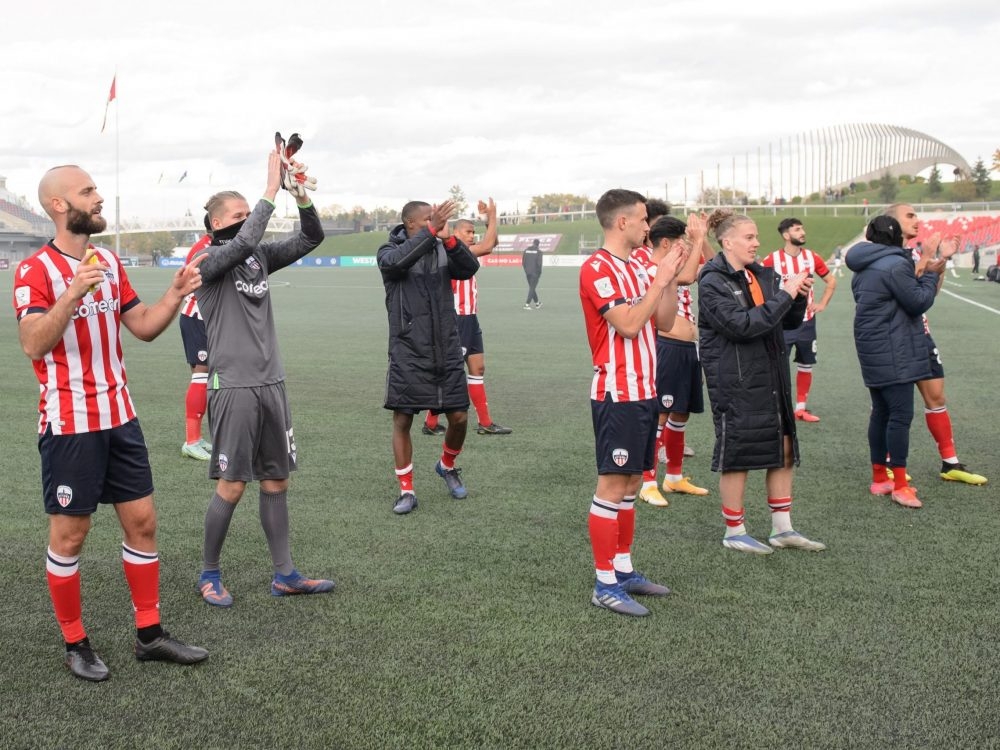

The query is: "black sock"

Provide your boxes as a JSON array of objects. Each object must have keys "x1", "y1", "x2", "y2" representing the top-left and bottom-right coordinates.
[{"x1": 136, "y1": 624, "x2": 164, "y2": 644}]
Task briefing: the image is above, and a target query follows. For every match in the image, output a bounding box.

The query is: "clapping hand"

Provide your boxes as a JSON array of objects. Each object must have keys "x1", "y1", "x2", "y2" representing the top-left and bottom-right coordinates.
[
  {"x1": 429, "y1": 201, "x2": 457, "y2": 236},
  {"x1": 781, "y1": 271, "x2": 811, "y2": 298}
]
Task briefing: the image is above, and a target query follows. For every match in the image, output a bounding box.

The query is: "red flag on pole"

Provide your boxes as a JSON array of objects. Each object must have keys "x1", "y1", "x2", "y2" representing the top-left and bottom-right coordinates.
[{"x1": 100, "y1": 75, "x2": 117, "y2": 134}]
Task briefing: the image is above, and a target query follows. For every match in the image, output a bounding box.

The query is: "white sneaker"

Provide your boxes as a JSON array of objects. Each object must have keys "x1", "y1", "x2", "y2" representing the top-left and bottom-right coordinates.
[
  {"x1": 722, "y1": 533, "x2": 773, "y2": 555},
  {"x1": 181, "y1": 442, "x2": 211, "y2": 461},
  {"x1": 768, "y1": 530, "x2": 827, "y2": 552}
]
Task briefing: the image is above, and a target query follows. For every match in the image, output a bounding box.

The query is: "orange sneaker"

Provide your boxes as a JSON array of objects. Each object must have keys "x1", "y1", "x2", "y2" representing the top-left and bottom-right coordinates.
[
  {"x1": 662, "y1": 477, "x2": 710, "y2": 496},
  {"x1": 890, "y1": 486, "x2": 922, "y2": 509},
  {"x1": 795, "y1": 409, "x2": 820, "y2": 422}
]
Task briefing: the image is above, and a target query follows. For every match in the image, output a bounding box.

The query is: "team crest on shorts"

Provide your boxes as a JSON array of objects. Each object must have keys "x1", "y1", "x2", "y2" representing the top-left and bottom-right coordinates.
[
  {"x1": 218, "y1": 453, "x2": 229, "y2": 472},
  {"x1": 612, "y1": 448, "x2": 629, "y2": 467},
  {"x1": 661, "y1": 394, "x2": 674, "y2": 409},
  {"x1": 56, "y1": 485, "x2": 73, "y2": 508}
]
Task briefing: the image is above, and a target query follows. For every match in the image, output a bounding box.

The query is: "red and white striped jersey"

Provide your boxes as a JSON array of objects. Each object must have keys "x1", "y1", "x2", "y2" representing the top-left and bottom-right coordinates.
[
  {"x1": 580, "y1": 248, "x2": 657, "y2": 402},
  {"x1": 762, "y1": 248, "x2": 829, "y2": 322},
  {"x1": 910, "y1": 248, "x2": 932, "y2": 334},
  {"x1": 12, "y1": 243, "x2": 140, "y2": 435},
  {"x1": 452, "y1": 276, "x2": 478, "y2": 316},
  {"x1": 180, "y1": 235, "x2": 211, "y2": 319}
]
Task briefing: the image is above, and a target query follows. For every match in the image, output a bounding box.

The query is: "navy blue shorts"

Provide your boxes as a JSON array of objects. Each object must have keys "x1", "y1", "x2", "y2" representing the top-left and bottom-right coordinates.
[
  {"x1": 456, "y1": 314, "x2": 484, "y2": 358},
  {"x1": 925, "y1": 333, "x2": 945, "y2": 379},
  {"x1": 591, "y1": 397, "x2": 658, "y2": 475},
  {"x1": 39, "y1": 418, "x2": 154, "y2": 516},
  {"x1": 655, "y1": 337, "x2": 704, "y2": 415},
  {"x1": 179, "y1": 314, "x2": 208, "y2": 367},
  {"x1": 784, "y1": 317, "x2": 817, "y2": 365}
]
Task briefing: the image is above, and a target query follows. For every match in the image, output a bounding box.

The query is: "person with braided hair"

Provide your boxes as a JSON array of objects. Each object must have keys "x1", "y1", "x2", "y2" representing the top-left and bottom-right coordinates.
[{"x1": 697, "y1": 209, "x2": 826, "y2": 555}]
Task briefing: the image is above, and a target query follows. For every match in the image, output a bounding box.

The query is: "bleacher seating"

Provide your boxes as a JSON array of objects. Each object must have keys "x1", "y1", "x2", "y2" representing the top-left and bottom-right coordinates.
[
  {"x1": 0, "y1": 198, "x2": 52, "y2": 233},
  {"x1": 913, "y1": 215, "x2": 1000, "y2": 253}
]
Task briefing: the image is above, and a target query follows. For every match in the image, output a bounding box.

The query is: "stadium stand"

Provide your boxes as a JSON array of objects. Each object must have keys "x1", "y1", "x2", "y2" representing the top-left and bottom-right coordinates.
[
  {"x1": 0, "y1": 175, "x2": 54, "y2": 262},
  {"x1": 913, "y1": 215, "x2": 1000, "y2": 254}
]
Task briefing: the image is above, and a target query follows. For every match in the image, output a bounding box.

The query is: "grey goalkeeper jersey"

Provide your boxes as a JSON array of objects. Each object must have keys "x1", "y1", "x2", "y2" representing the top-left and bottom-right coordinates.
[{"x1": 194, "y1": 198, "x2": 324, "y2": 389}]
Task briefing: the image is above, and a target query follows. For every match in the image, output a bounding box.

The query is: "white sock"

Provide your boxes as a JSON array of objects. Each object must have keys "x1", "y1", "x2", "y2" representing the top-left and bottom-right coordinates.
[
  {"x1": 771, "y1": 511, "x2": 793, "y2": 535},
  {"x1": 613, "y1": 552, "x2": 633, "y2": 574},
  {"x1": 595, "y1": 568, "x2": 617, "y2": 585},
  {"x1": 724, "y1": 523, "x2": 746, "y2": 538}
]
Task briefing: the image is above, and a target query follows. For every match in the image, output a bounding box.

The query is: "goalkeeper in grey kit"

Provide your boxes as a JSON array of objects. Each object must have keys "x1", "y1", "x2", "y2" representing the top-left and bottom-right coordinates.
[{"x1": 192, "y1": 141, "x2": 334, "y2": 607}]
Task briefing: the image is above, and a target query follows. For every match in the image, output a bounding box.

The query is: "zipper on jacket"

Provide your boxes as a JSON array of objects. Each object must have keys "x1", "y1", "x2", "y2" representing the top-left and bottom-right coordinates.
[{"x1": 719, "y1": 413, "x2": 726, "y2": 468}]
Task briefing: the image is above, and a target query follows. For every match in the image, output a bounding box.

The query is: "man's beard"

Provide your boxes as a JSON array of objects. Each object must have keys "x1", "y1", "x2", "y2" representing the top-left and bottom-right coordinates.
[
  {"x1": 790, "y1": 237, "x2": 807, "y2": 247},
  {"x1": 66, "y1": 203, "x2": 107, "y2": 235}
]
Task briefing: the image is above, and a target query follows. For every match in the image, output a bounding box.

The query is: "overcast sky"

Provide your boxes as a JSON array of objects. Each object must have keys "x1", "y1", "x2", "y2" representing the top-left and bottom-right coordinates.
[{"x1": 2, "y1": 0, "x2": 997, "y2": 221}]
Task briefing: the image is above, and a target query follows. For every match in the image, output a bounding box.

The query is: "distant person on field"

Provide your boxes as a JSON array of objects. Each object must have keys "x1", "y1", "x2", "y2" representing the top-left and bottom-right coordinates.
[
  {"x1": 828, "y1": 245, "x2": 844, "y2": 277},
  {"x1": 423, "y1": 198, "x2": 512, "y2": 437},
  {"x1": 522, "y1": 239, "x2": 543, "y2": 309},
  {"x1": 580, "y1": 189, "x2": 687, "y2": 617},
  {"x1": 192, "y1": 150, "x2": 334, "y2": 607},
  {"x1": 378, "y1": 200, "x2": 480, "y2": 515},
  {"x1": 698, "y1": 209, "x2": 825, "y2": 555},
  {"x1": 886, "y1": 203, "x2": 987, "y2": 487},
  {"x1": 971, "y1": 245, "x2": 981, "y2": 275},
  {"x1": 762, "y1": 218, "x2": 837, "y2": 423},
  {"x1": 14, "y1": 164, "x2": 208, "y2": 681},
  {"x1": 179, "y1": 220, "x2": 213, "y2": 461},
  {"x1": 846, "y1": 215, "x2": 944, "y2": 508}
]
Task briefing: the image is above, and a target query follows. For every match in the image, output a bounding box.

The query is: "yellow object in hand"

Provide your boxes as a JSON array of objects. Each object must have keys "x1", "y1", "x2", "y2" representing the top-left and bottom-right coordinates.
[{"x1": 88, "y1": 254, "x2": 102, "y2": 294}]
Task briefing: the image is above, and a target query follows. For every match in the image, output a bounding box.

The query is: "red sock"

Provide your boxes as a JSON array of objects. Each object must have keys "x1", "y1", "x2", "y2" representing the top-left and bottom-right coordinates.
[
  {"x1": 642, "y1": 466, "x2": 657, "y2": 483},
  {"x1": 121, "y1": 544, "x2": 161, "y2": 629},
  {"x1": 616, "y1": 497, "x2": 635, "y2": 555},
  {"x1": 872, "y1": 463, "x2": 889, "y2": 483},
  {"x1": 467, "y1": 375, "x2": 492, "y2": 426},
  {"x1": 665, "y1": 418, "x2": 686, "y2": 475},
  {"x1": 796, "y1": 367, "x2": 813, "y2": 408},
  {"x1": 767, "y1": 496, "x2": 792, "y2": 513},
  {"x1": 924, "y1": 407, "x2": 957, "y2": 461},
  {"x1": 395, "y1": 463, "x2": 414, "y2": 493},
  {"x1": 440, "y1": 443, "x2": 462, "y2": 470},
  {"x1": 891, "y1": 466, "x2": 909, "y2": 490},
  {"x1": 588, "y1": 497, "x2": 619, "y2": 573},
  {"x1": 424, "y1": 413, "x2": 439, "y2": 429},
  {"x1": 185, "y1": 374, "x2": 207, "y2": 444},
  {"x1": 46, "y1": 548, "x2": 85, "y2": 643},
  {"x1": 722, "y1": 505, "x2": 745, "y2": 528}
]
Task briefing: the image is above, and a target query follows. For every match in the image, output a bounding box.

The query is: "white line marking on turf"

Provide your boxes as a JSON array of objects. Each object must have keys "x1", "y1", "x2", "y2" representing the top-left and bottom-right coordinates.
[{"x1": 940, "y1": 288, "x2": 1000, "y2": 315}]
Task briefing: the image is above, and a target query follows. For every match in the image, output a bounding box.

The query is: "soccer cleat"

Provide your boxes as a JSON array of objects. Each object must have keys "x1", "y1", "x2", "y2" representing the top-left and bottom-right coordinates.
[
  {"x1": 768, "y1": 530, "x2": 827, "y2": 552},
  {"x1": 590, "y1": 581, "x2": 650, "y2": 617},
  {"x1": 421, "y1": 423, "x2": 446, "y2": 436},
  {"x1": 271, "y1": 569, "x2": 335, "y2": 597},
  {"x1": 135, "y1": 633, "x2": 209, "y2": 664},
  {"x1": 198, "y1": 438, "x2": 213, "y2": 453},
  {"x1": 722, "y1": 534, "x2": 774, "y2": 555},
  {"x1": 198, "y1": 572, "x2": 233, "y2": 608},
  {"x1": 869, "y1": 480, "x2": 895, "y2": 496},
  {"x1": 940, "y1": 464, "x2": 988, "y2": 485},
  {"x1": 662, "y1": 477, "x2": 709, "y2": 496},
  {"x1": 392, "y1": 492, "x2": 418, "y2": 515},
  {"x1": 436, "y1": 461, "x2": 468, "y2": 499},
  {"x1": 477, "y1": 422, "x2": 513, "y2": 435},
  {"x1": 890, "y1": 486, "x2": 923, "y2": 509},
  {"x1": 523, "y1": 304, "x2": 532, "y2": 310},
  {"x1": 885, "y1": 468, "x2": 912, "y2": 481},
  {"x1": 616, "y1": 570, "x2": 672, "y2": 596},
  {"x1": 65, "y1": 639, "x2": 109, "y2": 682},
  {"x1": 181, "y1": 441, "x2": 211, "y2": 461},
  {"x1": 638, "y1": 485, "x2": 669, "y2": 507},
  {"x1": 533, "y1": 302, "x2": 543, "y2": 309},
  {"x1": 795, "y1": 409, "x2": 821, "y2": 422},
  {"x1": 683, "y1": 444, "x2": 695, "y2": 457}
]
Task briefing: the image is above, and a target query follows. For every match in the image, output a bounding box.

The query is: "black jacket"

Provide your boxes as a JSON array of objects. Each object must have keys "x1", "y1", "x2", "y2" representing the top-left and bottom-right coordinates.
[
  {"x1": 377, "y1": 224, "x2": 479, "y2": 411},
  {"x1": 845, "y1": 241, "x2": 938, "y2": 388},
  {"x1": 522, "y1": 245, "x2": 542, "y2": 276},
  {"x1": 697, "y1": 253, "x2": 807, "y2": 472}
]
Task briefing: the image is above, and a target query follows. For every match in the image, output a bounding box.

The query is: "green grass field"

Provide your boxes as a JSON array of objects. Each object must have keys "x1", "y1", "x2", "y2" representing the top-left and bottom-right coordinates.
[{"x1": 1, "y1": 253, "x2": 998, "y2": 748}]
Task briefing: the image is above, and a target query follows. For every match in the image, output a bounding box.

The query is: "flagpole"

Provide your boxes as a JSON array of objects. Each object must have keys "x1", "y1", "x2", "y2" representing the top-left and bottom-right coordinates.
[{"x1": 115, "y1": 69, "x2": 120, "y2": 256}]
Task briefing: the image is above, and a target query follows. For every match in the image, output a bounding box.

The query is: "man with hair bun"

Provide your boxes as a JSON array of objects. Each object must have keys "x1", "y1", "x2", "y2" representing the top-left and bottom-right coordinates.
[
  {"x1": 580, "y1": 188, "x2": 687, "y2": 616},
  {"x1": 698, "y1": 209, "x2": 826, "y2": 554}
]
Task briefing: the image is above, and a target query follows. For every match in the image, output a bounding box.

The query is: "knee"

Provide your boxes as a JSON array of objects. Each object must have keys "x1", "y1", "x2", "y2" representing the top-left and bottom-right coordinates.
[
  {"x1": 447, "y1": 411, "x2": 468, "y2": 428},
  {"x1": 216, "y1": 480, "x2": 246, "y2": 504}
]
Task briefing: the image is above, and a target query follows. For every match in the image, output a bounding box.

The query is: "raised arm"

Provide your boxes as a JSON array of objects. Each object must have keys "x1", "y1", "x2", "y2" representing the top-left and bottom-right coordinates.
[
  {"x1": 261, "y1": 201, "x2": 325, "y2": 273},
  {"x1": 469, "y1": 198, "x2": 499, "y2": 258}
]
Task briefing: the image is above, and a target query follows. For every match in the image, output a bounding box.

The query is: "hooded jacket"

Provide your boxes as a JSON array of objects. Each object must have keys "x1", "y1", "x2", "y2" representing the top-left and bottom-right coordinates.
[
  {"x1": 845, "y1": 240, "x2": 939, "y2": 388},
  {"x1": 377, "y1": 224, "x2": 479, "y2": 411},
  {"x1": 697, "y1": 253, "x2": 808, "y2": 472}
]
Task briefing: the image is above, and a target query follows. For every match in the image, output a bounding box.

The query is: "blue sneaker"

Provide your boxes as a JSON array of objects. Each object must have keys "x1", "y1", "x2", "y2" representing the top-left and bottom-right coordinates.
[
  {"x1": 590, "y1": 581, "x2": 650, "y2": 617},
  {"x1": 270, "y1": 569, "x2": 335, "y2": 597},
  {"x1": 198, "y1": 571, "x2": 233, "y2": 608},
  {"x1": 722, "y1": 533, "x2": 774, "y2": 555},
  {"x1": 435, "y1": 461, "x2": 468, "y2": 499},
  {"x1": 616, "y1": 570, "x2": 672, "y2": 597}
]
